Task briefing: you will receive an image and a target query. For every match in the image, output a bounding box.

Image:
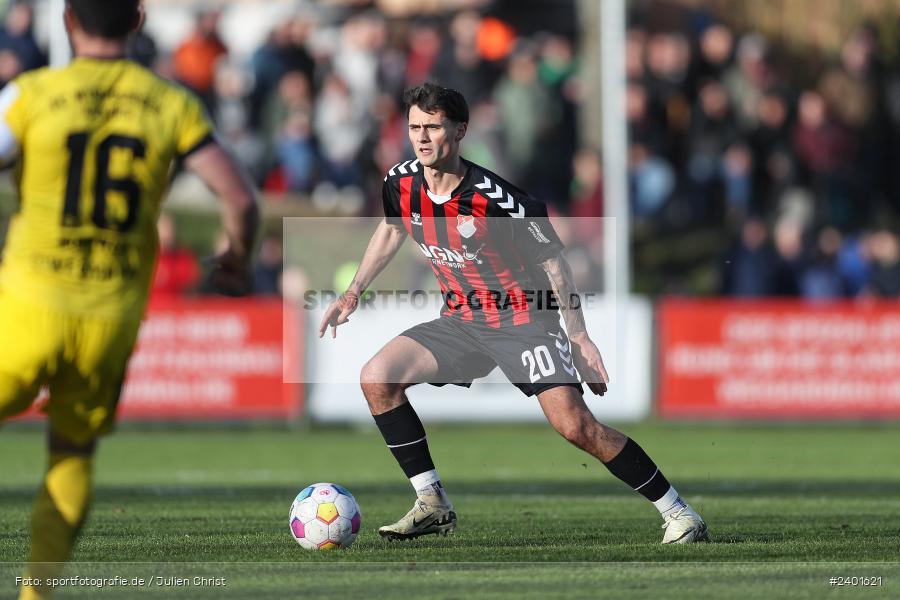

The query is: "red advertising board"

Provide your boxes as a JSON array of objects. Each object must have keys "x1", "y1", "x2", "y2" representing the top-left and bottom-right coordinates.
[
  {"x1": 658, "y1": 300, "x2": 900, "y2": 419},
  {"x1": 19, "y1": 297, "x2": 303, "y2": 422}
]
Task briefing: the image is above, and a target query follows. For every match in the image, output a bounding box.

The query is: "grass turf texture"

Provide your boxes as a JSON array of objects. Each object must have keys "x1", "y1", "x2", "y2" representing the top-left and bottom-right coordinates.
[{"x1": 1, "y1": 423, "x2": 899, "y2": 598}]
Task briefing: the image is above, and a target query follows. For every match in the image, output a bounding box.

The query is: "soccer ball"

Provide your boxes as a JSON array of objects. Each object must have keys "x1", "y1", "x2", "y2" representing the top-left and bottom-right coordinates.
[{"x1": 289, "y1": 483, "x2": 361, "y2": 550}]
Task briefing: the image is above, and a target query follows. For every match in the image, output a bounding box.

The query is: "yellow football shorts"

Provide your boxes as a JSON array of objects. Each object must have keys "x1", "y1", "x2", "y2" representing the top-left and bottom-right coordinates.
[{"x1": 0, "y1": 289, "x2": 142, "y2": 445}]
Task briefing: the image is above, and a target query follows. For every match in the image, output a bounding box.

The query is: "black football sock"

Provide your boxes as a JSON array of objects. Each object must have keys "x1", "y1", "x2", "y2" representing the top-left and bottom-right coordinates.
[
  {"x1": 603, "y1": 438, "x2": 685, "y2": 516},
  {"x1": 373, "y1": 402, "x2": 437, "y2": 480},
  {"x1": 373, "y1": 403, "x2": 450, "y2": 504}
]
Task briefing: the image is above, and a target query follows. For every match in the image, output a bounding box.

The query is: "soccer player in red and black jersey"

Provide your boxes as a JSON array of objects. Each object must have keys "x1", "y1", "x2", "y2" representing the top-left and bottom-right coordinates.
[{"x1": 319, "y1": 83, "x2": 708, "y2": 544}]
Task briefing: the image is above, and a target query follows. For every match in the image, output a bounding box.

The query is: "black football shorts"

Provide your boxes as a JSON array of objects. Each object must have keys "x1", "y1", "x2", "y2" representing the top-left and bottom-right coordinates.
[{"x1": 400, "y1": 316, "x2": 583, "y2": 397}]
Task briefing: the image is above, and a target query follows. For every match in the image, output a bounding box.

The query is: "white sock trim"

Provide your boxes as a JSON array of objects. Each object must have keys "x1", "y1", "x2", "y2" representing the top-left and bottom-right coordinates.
[
  {"x1": 634, "y1": 467, "x2": 659, "y2": 491},
  {"x1": 386, "y1": 435, "x2": 426, "y2": 449},
  {"x1": 409, "y1": 469, "x2": 441, "y2": 491},
  {"x1": 652, "y1": 485, "x2": 683, "y2": 516}
]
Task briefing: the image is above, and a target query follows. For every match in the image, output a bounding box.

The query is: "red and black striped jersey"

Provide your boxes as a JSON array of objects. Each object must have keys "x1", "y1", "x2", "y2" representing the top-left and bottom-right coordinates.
[{"x1": 383, "y1": 157, "x2": 564, "y2": 328}]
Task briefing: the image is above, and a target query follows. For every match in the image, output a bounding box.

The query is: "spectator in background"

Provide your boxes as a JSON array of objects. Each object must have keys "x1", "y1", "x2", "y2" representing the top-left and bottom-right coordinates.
[
  {"x1": 627, "y1": 81, "x2": 666, "y2": 156},
  {"x1": 152, "y1": 214, "x2": 200, "y2": 297},
  {"x1": 819, "y1": 25, "x2": 879, "y2": 134},
  {"x1": 625, "y1": 27, "x2": 647, "y2": 81},
  {"x1": 0, "y1": 46, "x2": 21, "y2": 88},
  {"x1": 837, "y1": 232, "x2": 872, "y2": 297},
  {"x1": 262, "y1": 70, "x2": 314, "y2": 148},
  {"x1": 249, "y1": 16, "x2": 316, "y2": 130},
  {"x1": 720, "y1": 142, "x2": 754, "y2": 222},
  {"x1": 313, "y1": 72, "x2": 369, "y2": 190},
  {"x1": 865, "y1": 229, "x2": 900, "y2": 298},
  {"x1": 792, "y1": 90, "x2": 856, "y2": 226},
  {"x1": 458, "y1": 98, "x2": 506, "y2": 175},
  {"x1": 801, "y1": 226, "x2": 846, "y2": 300},
  {"x1": 818, "y1": 25, "x2": 883, "y2": 227},
  {"x1": 694, "y1": 23, "x2": 734, "y2": 82},
  {"x1": 173, "y1": 8, "x2": 228, "y2": 115},
  {"x1": 433, "y1": 11, "x2": 498, "y2": 105},
  {"x1": 569, "y1": 148, "x2": 605, "y2": 289},
  {"x1": 722, "y1": 33, "x2": 771, "y2": 133},
  {"x1": 685, "y1": 79, "x2": 739, "y2": 222},
  {"x1": 275, "y1": 113, "x2": 317, "y2": 194},
  {"x1": 642, "y1": 32, "x2": 692, "y2": 163},
  {"x1": 404, "y1": 21, "x2": 442, "y2": 87},
  {"x1": 333, "y1": 12, "x2": 386, "y2": 118},
  {"x1": 263, "y1": 70, "x2": 317, "y2": 193},
  {"x1": 125, "y1": 23, "x2": 158, "y2": 69},
  {"x1": 535, "y1": 33, "x2": 579, "y2": 207},
  {"x1": 254, "y1": 235, "x2": 284, "y2": 296},
  {"x1": 771, "y1": 217, "x2": 806, "y2": 296},
  {"x1": 493, "y1": 45, "x2": 559, "y2": 193},
  {"x1": 625, "y1": 26, "x2": 647, "y2": 81},
  {"x1": 749, "y1": 88, "x2": 794, "y2": 213},
  {"x1": 0, "y1": 1, "x2": 44, "y2": 75},
  {"x1": 720, "y1": 217, "x2": 776, "y2": 296},
  {"x1": 629, "y1": 143, "x2": 675, "y2": 223},
  {"x1": 214, "y1": 60, "x2": 265, "y2": 182},
  {"x1": 570, "y1": 147, "x2": 604, "y2": 221},
  {"x1": 372, "y1": 92, "x2": 409, "y2": 179}
]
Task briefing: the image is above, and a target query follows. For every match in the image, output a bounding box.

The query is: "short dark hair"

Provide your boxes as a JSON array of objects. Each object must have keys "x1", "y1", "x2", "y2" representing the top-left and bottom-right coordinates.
[
  {"x1": 67, "y1": 0, "x2": 141, "y2": 40},
  {"x1": 402, "y1": 83, "x2": 469, "y2": 124}
]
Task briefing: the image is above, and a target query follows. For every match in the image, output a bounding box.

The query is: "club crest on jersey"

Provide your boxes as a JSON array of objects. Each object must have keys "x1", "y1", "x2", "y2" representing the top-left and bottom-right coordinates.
[
  {"x1": 457, "y1": 214, "x2": 477, "y2": 238},
  {"x1": 411, "y1": 212, "x2": 422, "y2": 226}
]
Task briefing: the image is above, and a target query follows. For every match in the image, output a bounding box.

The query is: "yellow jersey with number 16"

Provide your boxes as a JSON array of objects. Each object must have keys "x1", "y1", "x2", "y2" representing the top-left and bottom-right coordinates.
[{"x1": 0, "y1": 57, "x2": 212, "y2": 316}]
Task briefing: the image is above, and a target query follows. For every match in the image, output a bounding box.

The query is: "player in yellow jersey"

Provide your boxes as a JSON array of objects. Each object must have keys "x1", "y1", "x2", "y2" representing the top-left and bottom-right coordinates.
[{"x1": 0, "y1": 2, "x2": 260, "y2": 598}]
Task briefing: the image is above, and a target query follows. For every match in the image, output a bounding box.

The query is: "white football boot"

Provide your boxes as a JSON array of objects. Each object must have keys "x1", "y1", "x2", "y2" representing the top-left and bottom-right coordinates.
[
  {"x1": 661, "y1": 505, "x2": 710, "y2": 544},
  {"x1": 378, "y1": 498, "x2": 457, "y2": 541}
]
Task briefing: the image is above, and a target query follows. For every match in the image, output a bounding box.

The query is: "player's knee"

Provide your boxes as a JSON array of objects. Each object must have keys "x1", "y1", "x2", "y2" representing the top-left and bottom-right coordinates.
[
  {"x1": 556, "y1": 420, "x2": 586, "y2": 447},
  {"x1": 552, "y1": 414, "x2": 595, "y2": 449},
  {"x1": 359, "y1": 360, "x2": 399, "y2": 399},
  {"x1": 359, "y1": 359, "x2": 383, "y2": 389}
]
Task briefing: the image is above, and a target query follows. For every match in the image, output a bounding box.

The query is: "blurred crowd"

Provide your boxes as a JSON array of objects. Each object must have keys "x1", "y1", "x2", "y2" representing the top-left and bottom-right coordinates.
[
  {"x1": 627, "y1": 4, "x2": 900, "y2": 298},
  {"x1": 148, "y1": 3, "x2": 589, "y2": 297},
  {"x1": 1, "y1": 0, "x2": 898, "y2": 299},
  {"x1": 154, "y1": 6, "x2": 585, "y2": 216}
]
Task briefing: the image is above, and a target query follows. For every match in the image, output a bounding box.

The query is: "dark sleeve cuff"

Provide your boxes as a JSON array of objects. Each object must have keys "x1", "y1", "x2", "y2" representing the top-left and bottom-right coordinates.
[
  {"x1": 179, "y1": 133, "x2": 215, "y2": 160},
  {"x1": 529, "y1": 243, "x2": 565, "y2": 264}
]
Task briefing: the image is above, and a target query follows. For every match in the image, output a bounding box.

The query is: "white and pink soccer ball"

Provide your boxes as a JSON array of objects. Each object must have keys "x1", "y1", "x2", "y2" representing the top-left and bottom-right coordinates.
[{"x1": 289, "y1": 483, "x2": 361, "y2": 550}]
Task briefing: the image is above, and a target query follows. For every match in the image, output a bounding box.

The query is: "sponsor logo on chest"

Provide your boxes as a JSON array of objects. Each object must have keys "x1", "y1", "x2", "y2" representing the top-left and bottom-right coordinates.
[{"x1": 416, "y1": 242, "x2": 485, "y2": 268}]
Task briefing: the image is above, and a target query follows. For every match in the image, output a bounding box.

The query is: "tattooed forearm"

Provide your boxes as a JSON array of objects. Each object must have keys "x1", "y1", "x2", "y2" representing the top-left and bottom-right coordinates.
[{"x1": 541, "y1": 252, "x2": 587, "y2": 338}]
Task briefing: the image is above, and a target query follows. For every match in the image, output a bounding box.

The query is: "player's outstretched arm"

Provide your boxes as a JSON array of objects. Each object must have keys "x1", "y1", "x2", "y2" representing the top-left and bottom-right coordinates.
[
  {"x1": 319, "y1": 220, "x2": 407, "y2": 339},
  {"x1": 185, "y1": 141, "x2": 260, "y2": 296},
  {"x1": 541, "y1": 252, "x2": 610, "y2": 396}
]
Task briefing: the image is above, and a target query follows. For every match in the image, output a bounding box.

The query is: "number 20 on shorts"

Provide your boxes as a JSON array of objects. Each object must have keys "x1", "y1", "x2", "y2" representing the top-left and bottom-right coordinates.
[{"x1": 522, "y1": 345, "x2": 556, "y2": 382}]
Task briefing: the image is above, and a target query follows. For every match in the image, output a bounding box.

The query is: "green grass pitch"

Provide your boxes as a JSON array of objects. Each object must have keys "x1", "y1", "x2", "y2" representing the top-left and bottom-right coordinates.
[{"x1": 1, "y1": 423, "x2": 899, "y2": 598}]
